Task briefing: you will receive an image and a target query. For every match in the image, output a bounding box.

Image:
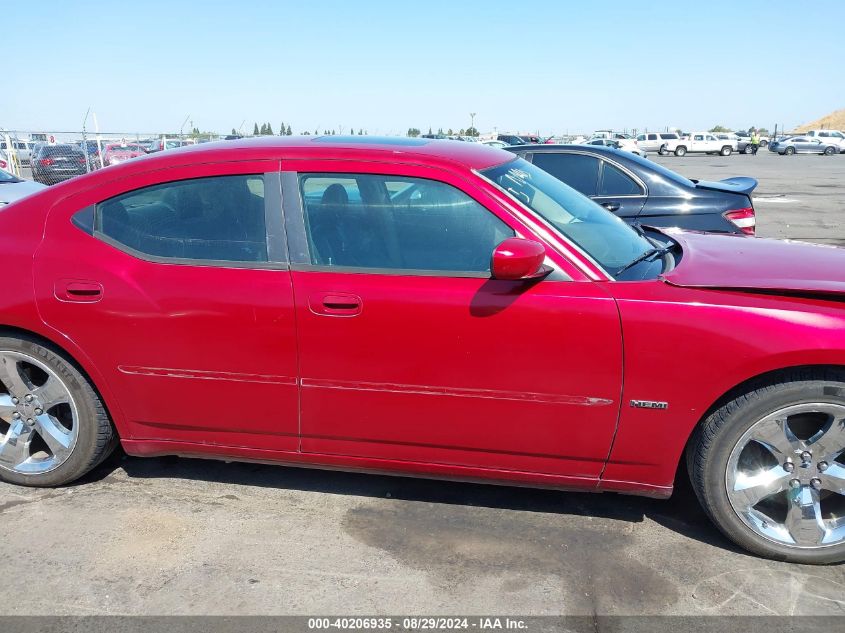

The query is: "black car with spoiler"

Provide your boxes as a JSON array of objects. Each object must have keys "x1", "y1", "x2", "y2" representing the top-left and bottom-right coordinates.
[{"x1": 505, "y1": 144, "x2": 758, "y2": 235}]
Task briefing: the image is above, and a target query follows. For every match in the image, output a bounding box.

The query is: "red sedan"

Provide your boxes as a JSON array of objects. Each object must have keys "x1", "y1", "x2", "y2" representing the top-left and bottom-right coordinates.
[
  {"x1": 101, "y1": 142, "x2": 147, "y2": 166},
  {"x1": 0, "y1": 136, "x2": 843, "y2": 563}
]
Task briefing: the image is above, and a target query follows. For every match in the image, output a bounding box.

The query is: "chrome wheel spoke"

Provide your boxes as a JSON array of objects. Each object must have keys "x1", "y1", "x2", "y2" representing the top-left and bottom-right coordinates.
[
  {"x1": 811, "y1": 414, "x2": 845, "y2": 463},
  {"x1": 819, "y1": 462, "x2": 845, "y2": 496},
  {"x1": 751, "y1": 415, "x2": 802, "y2": 458},
  {"x1": 33, "y1": 413, "x2": 72, "y2": 458},
  {"x1": 0, "y1": 422, "x2": 34, "y2": 469},
  {"x1": 784, "y1": 486, "x2": 826, "y2": 546},
  {"x1": 33, "y1": 376, "x2": 70, "y2": 410},
  {"x1": 730, "y1": 465, "x2": 790, "y2": 507},
  {"x1": 0, "y1": 355, "x2": 30, "y2": 396},
  {"x1": 0, "y1": 394, "x2": 16, "y2": 422}
]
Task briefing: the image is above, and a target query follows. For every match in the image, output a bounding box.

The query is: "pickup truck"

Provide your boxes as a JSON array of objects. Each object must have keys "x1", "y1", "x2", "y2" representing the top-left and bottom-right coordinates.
[
  {"x1": 804, "y1": 129, "x2": 845, "y2": 153},
  {"x1": 672, "y1": 133, "x2": 734, "y2": 157}
]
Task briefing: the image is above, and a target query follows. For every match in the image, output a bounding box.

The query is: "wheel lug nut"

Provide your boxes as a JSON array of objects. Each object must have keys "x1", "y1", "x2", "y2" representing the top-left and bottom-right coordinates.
[
  {"x1": 800, "y1": 451, "x2": 812, "y2": 462},
  {"x1": 810, "y1": 478, "x2": 822, "y2": 490},
  {"x1": 12, "y1": 412, "x2": 20, "y2": 419},
  {"x1": 783, "y1": 461, "x2": 795, "y2": 472},
  {"x1": 24, "y1": 394, "x2": 33, "y2": 403},
  {"x1": 11, "y1": 397, "x2": 19, "y2": 405},
  {"x1": 34, "y1": 408, "x2": 43, "y2": 415},
  {"x1": 818, "y1": 461, "x2": 829, "y2": 472},
  {"x1": 789, "y1": 478, "x2": 801, "y2": 489}
]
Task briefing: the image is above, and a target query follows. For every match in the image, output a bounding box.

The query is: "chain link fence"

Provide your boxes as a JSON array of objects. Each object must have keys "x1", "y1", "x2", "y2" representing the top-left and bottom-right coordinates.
[{"x1": 1, "y1": 129, "x2": 222, "y2": 186}]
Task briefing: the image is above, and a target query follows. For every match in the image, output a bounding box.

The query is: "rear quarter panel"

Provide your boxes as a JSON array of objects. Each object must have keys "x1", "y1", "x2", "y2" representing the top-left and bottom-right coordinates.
[{"x1": 603, "y1": 280, "x2": 845, "y2": 490}]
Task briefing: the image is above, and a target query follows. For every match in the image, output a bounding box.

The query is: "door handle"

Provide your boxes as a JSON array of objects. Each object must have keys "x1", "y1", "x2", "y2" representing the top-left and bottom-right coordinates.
[
  {"x1": 600, "y1": 202, "x2": 621, "y2": 212},
  {"x1": 308, "y1": 293, "x2": 362, "y2": 317},
  {"x1": 55, "y1": 280, "x2": 103, "y2": 303}
]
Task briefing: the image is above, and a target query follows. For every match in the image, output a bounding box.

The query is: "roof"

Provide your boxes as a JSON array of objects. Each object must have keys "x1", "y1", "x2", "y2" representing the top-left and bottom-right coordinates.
[{"x1": 145, "y1": 135, "x2": 513, "y2": 171}]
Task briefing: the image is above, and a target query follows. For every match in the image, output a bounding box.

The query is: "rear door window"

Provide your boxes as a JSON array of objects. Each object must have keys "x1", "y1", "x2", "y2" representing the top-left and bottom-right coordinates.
[
  {"x1": 598, "y1": 163, "x2": 642, "y2": 196},
  {"x1": 531, "y1": 152, "x2": 600, "y2": 197}
]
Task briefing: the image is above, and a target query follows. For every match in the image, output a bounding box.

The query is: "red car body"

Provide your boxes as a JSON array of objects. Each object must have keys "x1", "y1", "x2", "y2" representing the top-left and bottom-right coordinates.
[
  {"x1": 101, "y1": 143, "x2": 146, "y2": 166},
  {"x1": 2, "y1": 137, "x2": 845, "y2": 498}
]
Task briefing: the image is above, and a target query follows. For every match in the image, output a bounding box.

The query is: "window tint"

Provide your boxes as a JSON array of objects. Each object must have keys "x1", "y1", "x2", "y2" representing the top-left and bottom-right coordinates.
[
  {"x1": 647, "y1": 134, "x2": 658, "y2": 140},
  {"x1": 599, "y1": 163, "x2": 641, "y2": 196},
  {"x1": 531, "y1": 153, "x2": 600, "y2": 196},
  {"x1": 299, "y1": 174, "x2": 513, "y2": 273},
  {"x1": 659, "y1": 133, "x2": 678, "y2": 140},
  {"x1": 95, "y1": 175, "x2": 267, "y2": 263}
]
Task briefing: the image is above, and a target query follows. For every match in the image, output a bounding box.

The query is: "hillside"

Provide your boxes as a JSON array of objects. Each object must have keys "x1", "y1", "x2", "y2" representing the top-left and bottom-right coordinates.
[{"x1": 795, "y1": 108, "x2": 845, "y2": 132}]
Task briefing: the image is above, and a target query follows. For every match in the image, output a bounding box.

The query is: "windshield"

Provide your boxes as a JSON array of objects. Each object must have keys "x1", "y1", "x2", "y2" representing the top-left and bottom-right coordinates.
[{"x1": 480, "y1": 158, "x2": 655, "y2": 277}]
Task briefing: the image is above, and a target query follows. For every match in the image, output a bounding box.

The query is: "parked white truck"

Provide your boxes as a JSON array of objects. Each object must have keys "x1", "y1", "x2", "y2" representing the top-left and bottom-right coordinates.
[
  {"x1": 804, "y1": 129, "x2": 845, "y2": 153},
  {"x1": 672, "y1": 133, "x2": 734, "y2": 157}
]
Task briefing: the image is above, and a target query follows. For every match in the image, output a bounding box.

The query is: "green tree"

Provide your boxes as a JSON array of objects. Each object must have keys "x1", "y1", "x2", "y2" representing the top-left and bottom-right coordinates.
[
  {"x1": 427, "y1": 127, "x2": 432, "y2": 135},
  {"x1": 465, "y1": 126, "x2": 479, "y2": 137},
  {"x1": 407, "y1": 128, "x2": 420, "y2": 137},
  {"x1": 447, "y1": 128, "x2": 453, "y2": 136},
  {"x1": 253, "y1": 123, "x2": 260, "y2": 136},
  {"x1": 708, "y1": 125, "x2": 731, "y2": 133},
  {"x1": 286, "y1": 125, "x2": 292, "y2": 135},
  {"x1": 231, "y1": 128, "x2": 238, "y2": 136},
  {"x1": 302, "y1": 131, "x2": 310, "y2": 135},
  {"x1": 279, "y1": 122, "x2": 285, "y2": 136},
  {"x1": 266, "y1": 123, "x2": 274, "y2": 135},
  {"x1": 358, "y1": 128, "x2": 363, "y2": 135}
]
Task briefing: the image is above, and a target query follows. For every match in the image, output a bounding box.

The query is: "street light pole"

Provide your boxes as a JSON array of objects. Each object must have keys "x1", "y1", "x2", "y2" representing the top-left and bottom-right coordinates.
[
  {"x1": 470, "y1": 112, "x2": 476, "y2": 135},
  {"x1": 180, "y1": 114, "x2": 191, "y2": 139}
]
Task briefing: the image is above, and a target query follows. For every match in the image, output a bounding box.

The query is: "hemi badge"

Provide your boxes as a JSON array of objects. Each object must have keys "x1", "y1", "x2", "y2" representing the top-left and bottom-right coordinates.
[{"x1": 630, "y1": 400, "x2": 668, "y2": 410}]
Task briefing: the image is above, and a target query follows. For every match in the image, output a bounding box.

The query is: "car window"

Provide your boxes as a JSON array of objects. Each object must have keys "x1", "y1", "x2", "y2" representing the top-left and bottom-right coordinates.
[
  {"x1": 599, "y1": 163, "x2": 641, "y2": 196},
  {"x1": 694, "y1": 135, "x2": 704, "y2": 141},
  {"x1": 648, "y1": 134, "x2": 658, "y2": 140},
  {"x1": 299, "y1": 174, "x2": 513, "y2": 273},
  {"x1": 531, "y1": 152, "x2": 600, "y2": 197},
  {"x1": 94, "y1": 175, "x2": 268, "y2": 263}
]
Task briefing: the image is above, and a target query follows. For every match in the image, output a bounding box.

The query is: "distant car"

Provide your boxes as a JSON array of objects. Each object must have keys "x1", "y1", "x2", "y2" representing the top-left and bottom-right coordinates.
[
  {"x1": 102, "y1": 143, "x2": 147, "y2": 166},
  {"x1": 587, "y1": 138, "x2": 647, "y2": 157},
  {"x1": 147, "y1": 138, "x2": 196, "y2": 152},
  {"x1": 481, "y1": 140, "x2": 509, "y2": 148},
  {"x1": 672, "y1": 133, "x2": 734, "y2": 156},
  {"x1": 635, "y1": 132, "x2": 682, "y2": 155},
  {"x1": 30, "y1": 144, "x2": 88, "y2": 185},
  {"x1": 804, "y1": 129, "x2": 845, "y2": 153},
  {"x1": 506, "y1": 144, "x2": 757, "y2": 234},
  {"x1": 714, "y1": 133, "x2": 754, "y2": 154},
  {"x1": 768, "y1": 137, "x2": 839, "y2": 156},
  {"x1": 0, "y1": 168, "x2": 46, "y2": 205},
  {"x1": 496, "y1": 134, "x2": 529, "y2": 146}
]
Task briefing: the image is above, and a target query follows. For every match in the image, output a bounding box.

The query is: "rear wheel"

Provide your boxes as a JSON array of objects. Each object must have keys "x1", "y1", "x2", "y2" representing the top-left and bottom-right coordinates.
[
  {"x1": 744, "y1": 145, "x2": 754, "y2": 154},
  {"x1": 674, "y1": 146, "x2": 687, "y2": 157},
  {"x1": 688, "y1": 369, "x2": 845, "y2": 564},
  {"x1": 658, "y1": 144, "x2": 668, "y2": 156},
  {"x1": 0, "y1": 336, "x2": 115, "y2": 487},
  {"x1": 824, "y1": 146, "x2": 836, "y2": 156},
  {"x1": 720, "y1": 146, "x2": 733, "y2": 156},
  {"x1": 785, "y1": 146, "x2": 796, "y2": 155}
]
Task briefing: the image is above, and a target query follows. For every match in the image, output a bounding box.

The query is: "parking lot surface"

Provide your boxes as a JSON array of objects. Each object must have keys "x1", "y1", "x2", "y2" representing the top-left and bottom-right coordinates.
[{"x1": 2, "y1": 150, "x2": 845, "y2": 617}]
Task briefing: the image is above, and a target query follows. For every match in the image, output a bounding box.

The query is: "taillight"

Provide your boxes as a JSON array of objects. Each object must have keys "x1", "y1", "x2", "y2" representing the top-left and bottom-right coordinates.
[
  {"x1": 79, "y1": 157, "x2": 87, "y2": 164},
  {"x1": 0, "y1": 159, "x2": 6, "y2": 169},
  {"x1": 40, "y1": 158, "x2": 54, "y2": 167},
  {"x1": 724, "y1": 207, "x2": 755, "y2": 235}
]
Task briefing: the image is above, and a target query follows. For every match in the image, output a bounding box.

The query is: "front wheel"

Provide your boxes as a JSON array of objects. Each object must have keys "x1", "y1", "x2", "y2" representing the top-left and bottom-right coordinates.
[
  {"x1": 744, "y1": 145, "x2": 754, "y2": 154},
  {"x1": 720, "y1": 146, "x2": 733, "y2": 156},
  {"x1": 674, "y1": 146, "x2": 687, "y2": 156},
  {"x1": 0, "y1": 335, "x2": 116, "y2": 487},
  {"x1": 658, "y1": 144, "x2": 668, "y2": 156},
  {"x1": 824, "y1": 146, "x2": 836, "y2": 156},
  {"x1": 785, "y1": 146, "x2": 796, "y2": 155},
  {"x1": 688, "y1": 369, "x2": 845, "y2": 564}
]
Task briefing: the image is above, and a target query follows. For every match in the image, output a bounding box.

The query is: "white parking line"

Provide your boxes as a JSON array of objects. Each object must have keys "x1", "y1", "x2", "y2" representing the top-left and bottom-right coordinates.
[{"x1": 753, "y1": 197, "x2": 799, "y2": 204}]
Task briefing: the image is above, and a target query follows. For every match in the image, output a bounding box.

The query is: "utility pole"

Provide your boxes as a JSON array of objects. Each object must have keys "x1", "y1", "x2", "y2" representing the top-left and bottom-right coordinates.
[
  {"x1": 180, "y1": 114, "x2": 190, "y2": 139},
  {"x1": 470, "y1": 112, "x2": 476, "y2": 135}
]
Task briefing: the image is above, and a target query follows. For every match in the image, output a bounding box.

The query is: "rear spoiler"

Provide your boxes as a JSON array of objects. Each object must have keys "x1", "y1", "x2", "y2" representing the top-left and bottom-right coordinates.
[{"x1": 692, "y1": 176, "x2": 758, "y2": 197}]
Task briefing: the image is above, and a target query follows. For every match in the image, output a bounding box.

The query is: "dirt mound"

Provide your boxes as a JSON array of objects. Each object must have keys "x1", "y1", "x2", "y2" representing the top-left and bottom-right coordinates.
[{"x1": 794, "y1": 108, "x2": 845, "y2": 132}]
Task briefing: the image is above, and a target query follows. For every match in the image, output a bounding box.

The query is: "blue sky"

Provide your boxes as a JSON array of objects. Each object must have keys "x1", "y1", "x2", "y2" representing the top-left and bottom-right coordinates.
[{"x1": 4, "y1": 0, "x2": 844, "y2": 135}]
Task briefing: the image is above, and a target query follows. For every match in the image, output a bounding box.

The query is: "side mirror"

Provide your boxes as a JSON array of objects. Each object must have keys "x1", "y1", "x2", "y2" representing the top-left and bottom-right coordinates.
[{"x1": 491, "y1": 237, "x2": 550, "y2": 281}]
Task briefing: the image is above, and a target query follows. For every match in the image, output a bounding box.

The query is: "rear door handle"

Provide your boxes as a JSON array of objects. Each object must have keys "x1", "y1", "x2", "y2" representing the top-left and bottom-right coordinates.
[
  {"x1": 308, "y1": 293, "x2": 362, "y2": 317},
  {"x1": 600, "y1": 202, "x2": 621, "y2": 212},
  {"x1": 55, "y1": 280, "x2": 103, "y2": 303}
]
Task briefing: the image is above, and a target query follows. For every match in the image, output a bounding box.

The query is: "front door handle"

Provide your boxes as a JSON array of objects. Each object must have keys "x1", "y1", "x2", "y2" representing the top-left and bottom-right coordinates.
[
  {"x1": 55, "y1": 279, "x2": 103, "y2": 303},
  {"x1": 308, "y1": 293, "x2": 362, "y2": 317},
  {"x1": 600, "y1": 202, "x2": 621, "y2": 212}
]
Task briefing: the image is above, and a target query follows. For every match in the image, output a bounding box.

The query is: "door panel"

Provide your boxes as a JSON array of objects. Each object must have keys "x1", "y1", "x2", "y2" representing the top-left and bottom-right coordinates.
[
  {"x1": 285, "y1": 164, "x2": 623, "y2": 478},
  {"x1": 33, "y1": 162, "x2": 300, "y2": 449}
]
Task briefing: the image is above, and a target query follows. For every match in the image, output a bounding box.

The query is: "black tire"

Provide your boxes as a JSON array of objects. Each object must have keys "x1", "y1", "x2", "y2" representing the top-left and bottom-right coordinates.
[
  {"x1": 674, "y1": 146, "x2": 687, "y2": 157},
  {"x1": 785, "y1": 146, "x2": 795, "y2": 155},
  {"x1": 744, "y1": 145, "x2": 754, "y2": 154},
  {"x1": 760, "y1": 140, "x2": 768, "y2": 148},
  {"x1": 687, "y1": 368, "x2": 845, "y2": 564},
  {"x1": 0, "y1": 335, "x2": 116, "y2": 487},
  {"x1": 658, "y1": 144, "x2": 668, "y2": 156},
  {"x1": 720, "y1": 146, "x2": 733, "y2": 156},
  {"x1": 823, "y1": 146, "x2": 836, "y2": 156}
]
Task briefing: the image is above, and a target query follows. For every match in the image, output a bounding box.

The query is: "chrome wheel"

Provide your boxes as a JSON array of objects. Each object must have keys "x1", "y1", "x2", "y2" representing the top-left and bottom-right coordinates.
[
  {"x1": 726, "y1": 403, "x2": 845, "y2": 548},
  {"x1": 0, "y1": 351, "x2": 79, "y2": 474}
]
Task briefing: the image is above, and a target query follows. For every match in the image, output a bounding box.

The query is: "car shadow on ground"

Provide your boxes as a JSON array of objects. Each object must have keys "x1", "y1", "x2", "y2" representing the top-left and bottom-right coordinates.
[{"x1": 83, "y1": 448, "x2": 744, "y2": 556}]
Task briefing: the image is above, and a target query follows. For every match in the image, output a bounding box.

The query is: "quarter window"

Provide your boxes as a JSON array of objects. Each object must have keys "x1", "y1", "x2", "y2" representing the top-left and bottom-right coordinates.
[
  {"x1": 531, "y1": 153, "x2": 600, "y2": 197},
  {"x1": 599, "y1": 163, "x2": 641, "y2": 196},
  {"x1": 94, "y1": 175, "x2": 268, "y2": 263},
  {"x1": 299, "y1": 174, "x2": 513, "y2": 273}
]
